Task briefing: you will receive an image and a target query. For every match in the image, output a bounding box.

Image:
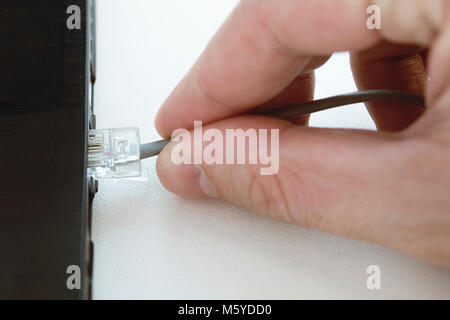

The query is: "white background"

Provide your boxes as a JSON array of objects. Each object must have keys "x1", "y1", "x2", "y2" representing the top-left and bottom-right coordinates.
[{"x1": 92, "y1": 0, "x2": 450, "y2": 299}]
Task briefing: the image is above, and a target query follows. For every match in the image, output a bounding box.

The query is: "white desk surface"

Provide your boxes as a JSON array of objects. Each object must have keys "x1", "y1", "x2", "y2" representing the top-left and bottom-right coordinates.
[{"x1": 92, "y1": 0, "x2": 450, "y2": 299}]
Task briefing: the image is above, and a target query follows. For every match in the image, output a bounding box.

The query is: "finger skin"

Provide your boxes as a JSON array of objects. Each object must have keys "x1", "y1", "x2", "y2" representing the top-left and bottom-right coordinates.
[
  {"x1": 371, "y1": 0, "x2": 450, "y2": 111},
  {"x1": 156, "y1": 116, "x2": 450, "y2": 267},
  {"x1": 373, "y1": 0, "x2": 446, "y2": 45},
  {"x1": 156, "y1": 0, "x2": 450, "y2": 138},
  {"x1": 251, "y1": 71, "x2": 316, "y2": 126},
  {"x1": 155, "y1": 0, "x2": 377, "y2": 137},
  {"x1": 350, "y1": 42, "x2": 426, "y2": 132}
]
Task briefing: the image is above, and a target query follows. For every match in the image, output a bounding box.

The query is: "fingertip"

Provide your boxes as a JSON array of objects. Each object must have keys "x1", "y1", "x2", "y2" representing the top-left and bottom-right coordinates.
[
  {"x1": 154, "y1": 76, "x2": 190, "y2": 138},
  {"x1": 156, "y1": 141, "x2": 212, "y2": 199},
  {"x1": 154, "y1": 106, "x2": 171, "y2": 138}
]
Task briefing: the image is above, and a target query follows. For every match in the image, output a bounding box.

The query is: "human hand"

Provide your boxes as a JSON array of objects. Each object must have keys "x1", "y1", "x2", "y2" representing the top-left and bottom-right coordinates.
[{"x1": 155, "y1": 0, "x2": 450, "y2": 267}]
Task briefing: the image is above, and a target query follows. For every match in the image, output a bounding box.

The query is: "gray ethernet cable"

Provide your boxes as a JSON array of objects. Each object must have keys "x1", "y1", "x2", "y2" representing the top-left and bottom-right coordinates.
[{"x1": 88, "y1": 90, "x2": 425, "y2": 180}]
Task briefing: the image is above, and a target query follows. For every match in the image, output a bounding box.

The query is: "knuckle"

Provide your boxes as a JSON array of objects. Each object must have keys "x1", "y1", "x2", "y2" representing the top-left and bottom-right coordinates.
[
  {"x1": 246, "y1": 163, "x2": 325, "y2": 229},
  {"x1": 375, "y1": 0, "x2": 446, "y2": 45}
]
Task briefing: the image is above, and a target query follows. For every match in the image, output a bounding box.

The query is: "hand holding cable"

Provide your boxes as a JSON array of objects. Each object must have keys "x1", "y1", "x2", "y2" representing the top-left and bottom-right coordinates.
[{"x1": 154, "y1": 0, "x2": 450, "y2": 267}]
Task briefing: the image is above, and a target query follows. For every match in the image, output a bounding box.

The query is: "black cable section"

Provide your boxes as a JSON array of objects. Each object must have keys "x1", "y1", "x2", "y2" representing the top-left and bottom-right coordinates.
[{"x1": 140, "y1": 89, "x2": 426, "y2": 160}]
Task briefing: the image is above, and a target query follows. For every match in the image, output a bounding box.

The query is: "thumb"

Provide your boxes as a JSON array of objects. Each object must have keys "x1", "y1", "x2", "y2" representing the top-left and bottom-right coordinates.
[{"x1": 156, "y1": 116, "x2": 414, "y2": 244}]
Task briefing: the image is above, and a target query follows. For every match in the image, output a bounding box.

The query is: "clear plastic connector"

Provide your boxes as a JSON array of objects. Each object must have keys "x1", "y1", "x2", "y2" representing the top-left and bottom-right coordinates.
[{"x1": 87, "y1": 127, "x2": 141, "y2": 179}]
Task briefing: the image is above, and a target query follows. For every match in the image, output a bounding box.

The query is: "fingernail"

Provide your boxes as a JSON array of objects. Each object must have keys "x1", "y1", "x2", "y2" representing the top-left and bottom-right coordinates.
[{"x1": 195, "y1": 165, "x2": 218, "y2": 198}]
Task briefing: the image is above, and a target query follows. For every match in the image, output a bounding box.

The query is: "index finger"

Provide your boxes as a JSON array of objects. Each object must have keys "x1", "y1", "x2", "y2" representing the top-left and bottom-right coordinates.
[{"x1": 155, "y1": 0, "x2": 378, "y2": 137}]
